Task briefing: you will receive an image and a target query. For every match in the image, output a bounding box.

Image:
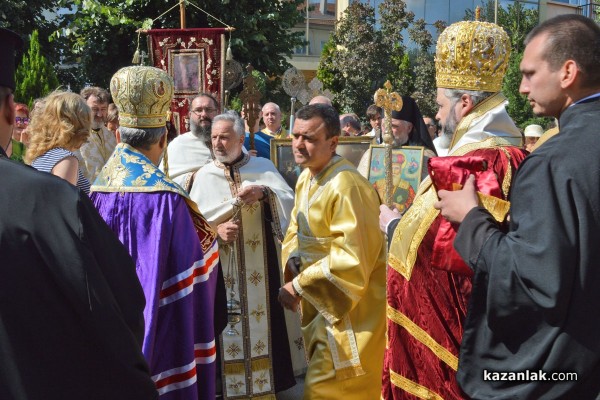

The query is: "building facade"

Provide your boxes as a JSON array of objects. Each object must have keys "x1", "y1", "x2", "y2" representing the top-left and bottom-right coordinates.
[{"x1": 287, "y1": 0, "x2": 597, "y2": 76}]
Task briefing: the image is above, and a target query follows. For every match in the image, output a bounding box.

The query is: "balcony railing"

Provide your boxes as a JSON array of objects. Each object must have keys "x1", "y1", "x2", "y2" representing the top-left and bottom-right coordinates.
[{"x1": 577, "y1": 2, "x2": 600, "y2": 20}]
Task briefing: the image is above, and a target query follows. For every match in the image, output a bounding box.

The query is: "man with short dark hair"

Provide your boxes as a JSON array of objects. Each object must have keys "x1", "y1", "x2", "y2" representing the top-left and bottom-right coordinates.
[
  {"x1": 76, "y1": 86, "x2": 117, "y2": 181},
  {"x1": 0, "y1": 28, "x2": 158, "y2": 399},
  {"x1": 165, "y1": 93, "x2": 219, "y2": 186},
  {"x1": 91, "y1": 66, "x2": 221, "y2": 399},
  {"x1": 365, "y1": 104, "x2": 383, "y2": 143},
  {"x1": 436, "y1": 14, "x2": 600, "y2": 398},
  {"x1": 339, "y1": 113, "x2": 361, "y2": 136},
  {"x1": 279, "y1": 104, "x2": 386, "y2": 399}
]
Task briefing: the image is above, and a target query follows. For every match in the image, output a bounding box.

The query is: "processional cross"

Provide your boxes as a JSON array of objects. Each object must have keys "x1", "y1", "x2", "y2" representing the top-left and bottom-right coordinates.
[
  {"x1": 239, "y1": 64, "x2": 262, "y2": 150},
  {"x1": 374, "y1": 81, "x2": 403, "y2": 208}
]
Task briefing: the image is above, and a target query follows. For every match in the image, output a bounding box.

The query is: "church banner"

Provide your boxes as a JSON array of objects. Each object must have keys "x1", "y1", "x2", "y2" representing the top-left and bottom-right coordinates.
[{"x1": 146, "y1": 28, "x2": 226, "y2": 134}]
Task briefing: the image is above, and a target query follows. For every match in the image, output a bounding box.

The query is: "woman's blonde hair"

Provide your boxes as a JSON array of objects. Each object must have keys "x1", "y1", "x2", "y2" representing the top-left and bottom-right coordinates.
[{"x1": 25, "y1": 91, "x2": 92, "y2": 164}]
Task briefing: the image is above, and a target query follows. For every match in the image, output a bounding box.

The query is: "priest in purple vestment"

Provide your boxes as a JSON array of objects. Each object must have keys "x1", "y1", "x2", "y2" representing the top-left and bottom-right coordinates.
[{"x1": 90, "y1": 65, "x2": 220, "y2": 400}]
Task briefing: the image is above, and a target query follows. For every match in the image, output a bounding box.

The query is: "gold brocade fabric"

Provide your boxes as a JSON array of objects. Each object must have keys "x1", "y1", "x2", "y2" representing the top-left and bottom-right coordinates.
[
  {"x1": 261, "y1": 127, "x2": 288, "y2": 139},
  {"x1": 75, "y1": 126, "x2": 117, "y2": 182},
  {"x1": 389, "y1": 94, "x2": 522, "y2": 282},
  {"x1": 281, "y1": 157, "x2": 387, "y2": 399}
]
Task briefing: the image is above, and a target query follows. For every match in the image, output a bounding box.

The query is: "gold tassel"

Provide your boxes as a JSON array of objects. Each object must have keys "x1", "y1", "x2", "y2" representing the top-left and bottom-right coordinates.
[
  {"x1": 162, "y1": 142, "x2": 169, "y2": 178},
  {"x1": 132, "y1": 49, "x2": 140, "y2": 64},
  {"x1": 226, "y1": 44, "x2": 233, "y2": 61},
  {"x1": 252, "y1": 395, "x2": 276, "y2": 400},
  {"x1": 251, "y1": 358, "x2": 271, "y2": 371},
  {"x1": 223, "y1": 362, "x2": 245, "y2": 375}
]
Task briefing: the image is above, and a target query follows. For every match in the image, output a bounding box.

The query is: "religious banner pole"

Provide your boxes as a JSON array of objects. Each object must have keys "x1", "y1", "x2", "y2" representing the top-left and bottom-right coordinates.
[
  {"x1": 282, "y1": 67, "x2": 306, "y2": 134},
  {"x1": 239, "y1": 64, "x2": 262, "y2": 150},
  {"x1": 374, "y1": 81, "x2": 403, "y2": 208},
  {"x1": 179, "y1": 0, "x2": 186, "y2": 29}
]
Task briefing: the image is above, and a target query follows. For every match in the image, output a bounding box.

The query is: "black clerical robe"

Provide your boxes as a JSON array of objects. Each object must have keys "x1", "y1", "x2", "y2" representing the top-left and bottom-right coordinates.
[
  {"x1": 454, "y1": 97, "x2": 600, "y2": 398},
  {"x1": 0, "y1": 155, "x2": 157, "y2": 399}
]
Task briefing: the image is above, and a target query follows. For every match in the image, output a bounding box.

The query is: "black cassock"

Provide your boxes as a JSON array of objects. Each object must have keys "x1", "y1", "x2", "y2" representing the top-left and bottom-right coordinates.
[
  {"x1": 454, "y1": 97, "x2": 600, "y2": 399},
  {"x1": 0, "y1": 154, "x2": 157, "y2": 400}
]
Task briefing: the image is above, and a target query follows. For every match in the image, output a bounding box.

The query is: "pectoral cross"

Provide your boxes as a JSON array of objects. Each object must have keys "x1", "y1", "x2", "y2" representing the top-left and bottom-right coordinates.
[{"x1": 374, "y1": 81, "x2": 403, "y2": 208}]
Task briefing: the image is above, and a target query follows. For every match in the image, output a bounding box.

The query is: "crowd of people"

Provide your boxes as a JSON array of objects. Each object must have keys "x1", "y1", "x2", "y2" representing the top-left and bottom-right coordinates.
[{"x1": 1, "y1": 11, "x2": 600, "y2": 400}]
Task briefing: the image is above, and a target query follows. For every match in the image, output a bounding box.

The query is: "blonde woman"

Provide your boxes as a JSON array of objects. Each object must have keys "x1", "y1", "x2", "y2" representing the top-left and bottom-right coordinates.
[{"x1": 25, "y1": 91, "x2": 92, "y2": 194}]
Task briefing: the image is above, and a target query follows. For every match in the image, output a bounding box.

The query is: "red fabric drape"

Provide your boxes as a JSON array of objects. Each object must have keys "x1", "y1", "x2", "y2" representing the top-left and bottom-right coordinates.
[{"x1": 147, "y1": 28, "x2": 226, "y2": 134}]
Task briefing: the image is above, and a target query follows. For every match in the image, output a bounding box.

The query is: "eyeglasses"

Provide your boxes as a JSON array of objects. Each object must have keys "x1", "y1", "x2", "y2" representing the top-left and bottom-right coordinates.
[
  {"x1": 15, "y1": 117, "x2": 29, "y2": 125},
  {"x1": 191, "y1": 107, "x2": 217, "y2": 115}
]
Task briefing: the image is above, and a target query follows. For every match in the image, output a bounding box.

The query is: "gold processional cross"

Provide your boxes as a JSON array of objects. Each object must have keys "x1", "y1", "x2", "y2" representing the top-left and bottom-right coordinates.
[{"x1": 374, "y1": 81, "x2": 403, "y2": 208}]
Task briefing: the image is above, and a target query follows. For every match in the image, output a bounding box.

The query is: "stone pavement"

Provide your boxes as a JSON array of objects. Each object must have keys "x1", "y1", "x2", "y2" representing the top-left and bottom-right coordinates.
[{"x1": 276, "y1": 375, "x2": 305, "y2": 400}]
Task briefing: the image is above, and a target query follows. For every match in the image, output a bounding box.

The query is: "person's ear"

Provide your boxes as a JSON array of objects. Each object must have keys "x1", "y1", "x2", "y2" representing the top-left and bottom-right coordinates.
[
  {"x1": 458, "y1": 94, "x2": 475, "y2": 118},
  {"x1": 2, "y1": 92, "x2": 15, "y2": 126},
  {"x1": 560, "y1": 60, "x2": 578, "y2": 90},
  {"x1": 330, "y1": 135, "x2": 339, "y2": 152}
]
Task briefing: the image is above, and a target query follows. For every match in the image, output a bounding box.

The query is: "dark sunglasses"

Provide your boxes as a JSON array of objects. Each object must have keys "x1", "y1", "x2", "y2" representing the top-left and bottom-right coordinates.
[{"x1": 15, "y1": 117, "x2": 29, "y2": 125}]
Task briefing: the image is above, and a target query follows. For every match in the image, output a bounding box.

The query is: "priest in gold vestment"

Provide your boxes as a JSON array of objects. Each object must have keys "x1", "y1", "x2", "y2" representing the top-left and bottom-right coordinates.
[
  {"x1": 380, "y1": 16, "x2": 528, "y2": 399},
  {"x1": 279, "y1": 104, "x2": 387, "y2": 399}
]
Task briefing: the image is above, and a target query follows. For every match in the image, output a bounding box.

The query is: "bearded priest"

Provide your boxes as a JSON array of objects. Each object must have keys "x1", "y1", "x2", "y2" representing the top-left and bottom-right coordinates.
[{"x1": 379, "y1": 12, "x2": 529, "y2": 399}]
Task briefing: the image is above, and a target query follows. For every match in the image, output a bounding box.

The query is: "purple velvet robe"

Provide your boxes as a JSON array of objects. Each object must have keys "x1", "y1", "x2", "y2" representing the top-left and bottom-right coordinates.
[{"x1": 91, "y1": 191, "x2": 218, "y2": 400}]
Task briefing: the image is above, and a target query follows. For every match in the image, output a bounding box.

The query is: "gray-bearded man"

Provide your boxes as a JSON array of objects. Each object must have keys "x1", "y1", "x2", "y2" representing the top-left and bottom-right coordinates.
[{"x1": 189, "y1": 111, "x2": 305, "y2": 399}]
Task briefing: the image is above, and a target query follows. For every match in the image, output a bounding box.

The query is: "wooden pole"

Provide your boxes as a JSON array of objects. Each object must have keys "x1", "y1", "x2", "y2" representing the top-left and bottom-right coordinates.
[{"x1": 179, "y1": 0, "x2": 186, "y2": 29}]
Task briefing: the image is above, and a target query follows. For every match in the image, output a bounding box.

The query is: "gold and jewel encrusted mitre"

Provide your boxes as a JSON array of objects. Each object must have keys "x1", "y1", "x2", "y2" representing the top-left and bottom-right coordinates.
[
  {"x1": 435, "y1": 19, "x2": 511, "y2": 92},
  {"x1": 110, "y1": 66, "x2": 174, "y2": 128}
]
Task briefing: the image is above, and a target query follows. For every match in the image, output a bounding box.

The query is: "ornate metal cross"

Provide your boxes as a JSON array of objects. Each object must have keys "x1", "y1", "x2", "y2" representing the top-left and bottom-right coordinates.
[
  {"x1": 239, "y1": 64, "x2": 262, "y2": 150},
  {"x1": 374, "y1": 81, "x2": 403, "y2": 208}
]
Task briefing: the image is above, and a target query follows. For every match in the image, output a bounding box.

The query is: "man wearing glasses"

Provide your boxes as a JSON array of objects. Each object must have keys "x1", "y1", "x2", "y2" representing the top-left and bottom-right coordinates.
[{"x1": 165, "y1": 93, "x2": 219, "y2": 187}]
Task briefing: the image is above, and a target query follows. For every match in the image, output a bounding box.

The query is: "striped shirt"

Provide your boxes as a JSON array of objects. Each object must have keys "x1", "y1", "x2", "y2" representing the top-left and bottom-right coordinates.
[{"x1": 32, "y1": 147, "x2": 91, "y2": 194}]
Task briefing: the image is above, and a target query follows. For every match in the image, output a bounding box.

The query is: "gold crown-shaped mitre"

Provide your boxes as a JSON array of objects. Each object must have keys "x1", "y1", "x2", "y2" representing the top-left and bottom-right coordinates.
[
  {"x1": 435, "y1": 20, "x2": 511, "y2": 92},
  {"x1": 110, "y1": 66, "x2": 174, "y2": 129}
]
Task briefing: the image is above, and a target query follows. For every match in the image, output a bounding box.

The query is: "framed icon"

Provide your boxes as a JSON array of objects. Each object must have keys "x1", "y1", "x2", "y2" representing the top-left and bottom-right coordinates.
[
  {"x1": 270, "y1": 136, "x2": 373, "y2": 189},
  {"x1": 170, "y1": 51, "x2": 203, "y2": 94},
  {"x1": 365, "y1": 145, "x2": 425, "y2": 213}
]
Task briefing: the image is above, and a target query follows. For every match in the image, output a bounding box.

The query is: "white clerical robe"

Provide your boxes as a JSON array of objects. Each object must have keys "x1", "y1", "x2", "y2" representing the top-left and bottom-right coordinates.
[
  {"x1": 190, "y1": 154, "x2": 306, "y2": 399},
  {"x1": 164, "y1": 131, "x2": 213, "y2": 186},
  {"x1": 75, "y1": 126, "x2": 116, "y2": 182}
]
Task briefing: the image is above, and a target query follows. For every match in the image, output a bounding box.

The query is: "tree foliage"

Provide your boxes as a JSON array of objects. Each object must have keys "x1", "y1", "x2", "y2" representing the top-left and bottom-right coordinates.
[
  {"x1": 54, "y1": 0, "x2": 306, "y2": 90},
  {"x1": 466, "y1": 2, "x2": 552, "y2": 128},
  {"x1": 408, "y1": 19, "x2": 446, "y2": 117},
  {"x1": 317, "y1": 2, "x2": 386, "y2": 114},
  {"x1": 317, "y1": 0, "x2": 443, "y2": 117},
  {"x1": 14, "y1": 30, "x2": 60, "y2": 108}
]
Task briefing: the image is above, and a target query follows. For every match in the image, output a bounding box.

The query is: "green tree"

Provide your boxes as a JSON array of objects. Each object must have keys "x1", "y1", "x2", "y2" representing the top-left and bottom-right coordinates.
[
  {"x1": 466, "y1": 2, "x2": 551, "y2": 128},
  {"x1": 317, "y1": 0, "x2": 415, "y2": 115},
  {"x1": 14, "y1": 30, "x2": 60, "y2": 108},
  {"x1": 1, "y1": 0, "x2": 64, "y2": 86},
  {"x1": 407, "y1": 19, "x2": 446, "y2": 117},
  {"x1": 54, "y1": 0, "x2": 305, "y2": 90}
]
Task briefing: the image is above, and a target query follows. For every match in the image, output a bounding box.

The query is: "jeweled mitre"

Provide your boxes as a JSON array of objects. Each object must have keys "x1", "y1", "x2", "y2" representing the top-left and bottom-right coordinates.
[
  {"x1": 110, "y1": 66, "x2": 174, "y2": 128},
  {"x1": 435, "y1": 20, "x2": 511, "y2": 92}
]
